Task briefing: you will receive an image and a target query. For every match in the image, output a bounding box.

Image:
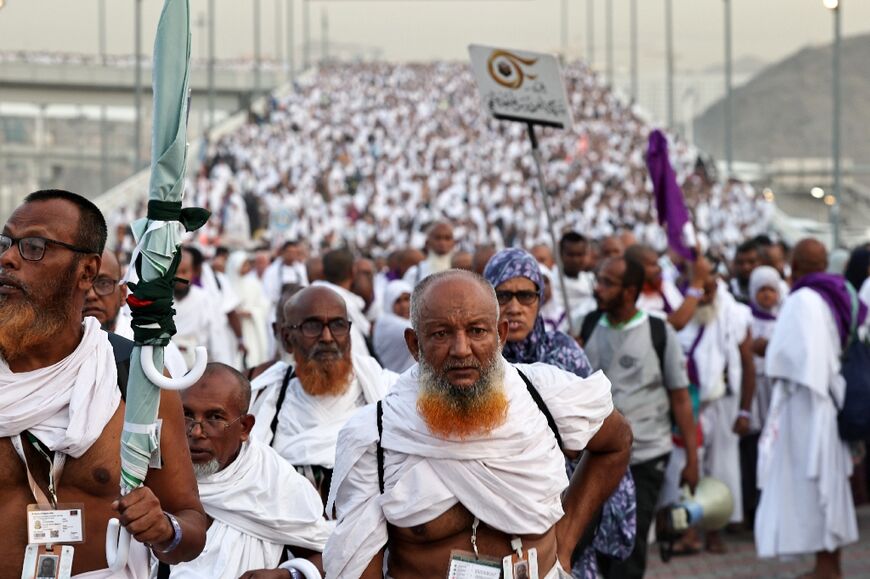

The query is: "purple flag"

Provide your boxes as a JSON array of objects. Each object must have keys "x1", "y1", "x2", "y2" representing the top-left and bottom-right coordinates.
[{"x1": 646, "y1": 130, "x2": 694, "y2": 261}]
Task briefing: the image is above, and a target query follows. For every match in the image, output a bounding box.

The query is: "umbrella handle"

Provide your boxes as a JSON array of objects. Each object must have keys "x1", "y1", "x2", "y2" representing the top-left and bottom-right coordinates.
[
  {"x1": 280, "y1": 558, "x2": 322, "y2": 579},
  {"x1": 106, "y1": 517, "x2": 131, "y2": 571},
  {"x1": 141, "y1": 345, "x2": 208, "y2": 390}
]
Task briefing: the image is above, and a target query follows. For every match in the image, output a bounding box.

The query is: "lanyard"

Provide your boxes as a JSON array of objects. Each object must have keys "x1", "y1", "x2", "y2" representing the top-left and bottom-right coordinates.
[{"x1": 11, "y1": 433, "x2": 67, "y2": 509}]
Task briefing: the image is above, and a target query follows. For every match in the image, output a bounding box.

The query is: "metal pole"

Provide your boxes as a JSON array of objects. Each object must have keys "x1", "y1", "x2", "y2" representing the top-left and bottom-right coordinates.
[
  {"x1": 287, "y1": 0, "x2": 295, "y2": 79},
  {"x1": 275, "y1": 0, "x2": 283, "y2": 69},
  {"x1": 303, "y1": 0, "x2": 310, "y2": 69},
  {"x1": 832, "y1": 3, "x2": 842, "y2": 248},
  {"x1": 586, "y1": 0, "x2": 595, "y2": 66},
  {"x1": 630, "y1": 0, "x2": 638, "y2": 100},
  {"x1": 99, "y1": 0, "x2": 108, "y2": 193},
  {"x1": 254, "y1": 0, "x2": 262, "y2": 100},
  {"x1": 208, "y1": 0, "x2": 216, "y2": 127},
  {"x1": 665, "y1": 0, "x2": 675, "y2": 129},
  {"x1": 321, "y1": 8, "x2": 328, "y2": 63},
  {"x1": 560, "y1": 0, "x2": 568, "y2": 60},
  {"x1": 606, "y1": 0, "x2": 613, "y2": 84},
  {"x1": 724, "y1": 0, "x2": 733, "y2": 177},
  {"x1": 526, "y1": 123, "x2": 574, "y2": 335},
  {"x1": 133, "y1": 0, "x2": 142, "y2": 173}
]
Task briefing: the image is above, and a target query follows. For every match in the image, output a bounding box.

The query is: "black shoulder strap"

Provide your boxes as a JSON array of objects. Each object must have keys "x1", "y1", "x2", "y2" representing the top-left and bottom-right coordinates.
[
  {"x1": 270, "y1": 365, "x2": 297, "y2": 437},
  {"x1": 648, "y1": 315, "x2": 667, "y2": 378},
  {"x1": 517, "y1": 369, "x2": 563, "y2": 450},
  {"x1": 579, "y1": 310, "x2": 604, "y2": 345},
  {"x1": 376, "y1": 400, "x2": 385, "y2": 494},
  {"x1": 156, "y1": 562, "x2": 170, "y2": 579},
  {"x1": 107, "y1": 332, "x2": 134, "y2": 401}
]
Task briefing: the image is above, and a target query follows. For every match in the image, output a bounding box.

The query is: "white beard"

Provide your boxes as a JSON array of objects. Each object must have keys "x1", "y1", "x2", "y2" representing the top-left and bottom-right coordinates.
[
  {"x1": 427, "y1": 253, "x2": 453, "y2": 274},
  {"x1": 193, "y1": 458, "x2": 221, "y2": 480}
]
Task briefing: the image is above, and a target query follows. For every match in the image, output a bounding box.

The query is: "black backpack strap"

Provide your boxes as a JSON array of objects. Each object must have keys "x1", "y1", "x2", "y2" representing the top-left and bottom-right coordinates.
[
  {"x1": 517, "y1": 368, "x2": 563, "y2": 450},
  {"x1": 376, "y1": 400, "x2": 385, "y2": 494},
  {"x1": 156, "y1": 562, "x2": 171, "y2": 579},
  {"x1": 270, "y1": 365, "x2": 297, "y2": 437},
  {"x1": 107, "y1": 331, "x2": 135, "y2": 401},
  {"x1": 579, "y1": 310, "x2": 604, "y2": 345},
  {"x1": 648, "y1": 315, "x2": 668, "y2": 379}
]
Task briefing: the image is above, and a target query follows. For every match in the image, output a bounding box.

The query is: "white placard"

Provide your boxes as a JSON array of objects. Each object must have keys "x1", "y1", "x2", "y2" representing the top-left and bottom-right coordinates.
[{"x1": 468, "y1": 44, "x2": 574, "y2": 130}]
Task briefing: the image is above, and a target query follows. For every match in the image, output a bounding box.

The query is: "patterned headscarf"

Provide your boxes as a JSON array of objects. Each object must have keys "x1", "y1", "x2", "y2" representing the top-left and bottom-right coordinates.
[{"x1": 484, "y1": 248, "x2": 592, "y2": 378}]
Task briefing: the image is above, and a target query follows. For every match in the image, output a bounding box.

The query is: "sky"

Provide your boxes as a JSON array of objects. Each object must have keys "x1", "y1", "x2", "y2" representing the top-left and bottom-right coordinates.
[{"x1": 0, "y1": 0, "x2": 868, "y2": 76}]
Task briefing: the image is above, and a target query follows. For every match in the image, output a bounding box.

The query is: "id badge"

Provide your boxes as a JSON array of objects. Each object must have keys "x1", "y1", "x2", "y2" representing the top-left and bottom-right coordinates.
[
  {"x1": 21, "y1": 544, "x2": 74, "y2": 579},
  {"x1": 26, "y1": 505, "x2": 85, "y2": 546},
  {"x1": 502, "y1": 548, "x2": 538, "y2": 579},
  {"x1": 447, "y1": 550, "x2": 502, "y2": 579}
]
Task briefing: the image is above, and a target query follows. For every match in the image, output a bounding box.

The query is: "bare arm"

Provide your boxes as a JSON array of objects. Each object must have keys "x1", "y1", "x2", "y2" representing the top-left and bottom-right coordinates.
[
  {"x1": 115, "y1": 390, "x2": 207, "y2": 565},
  {"x1": 667, "y1": 255, "x2": 711, "y2": 331},
  {"x1": 360, "y1": 548, "x2": 386, "y2": 579},
  {"x1": 668, "y1": 388, "x2": 699, "y2": 491},
  {"x1": 733, "y1": 332, "x2": 756, "y2": 436},
  {"x1": 556, "y1": 410, "x2": 632, "y2": 566}
]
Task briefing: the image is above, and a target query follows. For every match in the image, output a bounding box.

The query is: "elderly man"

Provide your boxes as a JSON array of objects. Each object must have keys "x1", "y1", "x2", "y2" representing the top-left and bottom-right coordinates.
[
  {"x1": 83, "y1": 249, "x2": 187, "y2": 379},
  {"x1": 326, "y1": 270, "x2": 632, "y2": 578},
  {"x1": 264, "y1": 286, "x2": 396, "y2": 501},
  {"x1": 165, "y1": 363, "x2": 329, "y2": 579},
  {"x1": 403, "y1": 221, "x2": 455, "y2": 286},
  {"x1": 0, "y1": 190, "x2": 205, "y2": 578},
  {"x1": 755, "y1": 239, "x2": 864, "y2": 578}
]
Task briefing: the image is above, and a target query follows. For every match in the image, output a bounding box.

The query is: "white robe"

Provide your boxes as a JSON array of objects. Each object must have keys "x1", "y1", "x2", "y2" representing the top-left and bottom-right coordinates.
[
  {"x1": 271, "y1": 354, "x2": 397, "y2": 467},
  {"x1": 249, "y1": 359, "x2": 294, "y2": 445},
  {"x1": 554, "y1": 271, "x2": 597, "y2": 324},
  {"x1": 226, "y1": 254, "x2": 271, "y2": 368},
  {"x1": 637, "y1": 279, "x2": 684, "y2": 317},
  {"x1": 167, "y1": 441, "x2": 330, "y2": 578},
  {"x1": 324, "y1": 360, "x2": 613, "y2": 579},
  {"x1": 755, "y1": 288, "x2": 858, "y2": 557},
  {"x1": 172, "y1": 285, "x2": 218, "y2": 369},
  {"x1": 372, "y1": 280, "x2": 415, "y2": 373}
]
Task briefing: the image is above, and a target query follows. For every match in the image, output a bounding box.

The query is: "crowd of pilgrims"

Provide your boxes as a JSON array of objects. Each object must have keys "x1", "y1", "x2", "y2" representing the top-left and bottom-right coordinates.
[{"x1": 89, "y1": 61, "x2": 870, "y2": 578}]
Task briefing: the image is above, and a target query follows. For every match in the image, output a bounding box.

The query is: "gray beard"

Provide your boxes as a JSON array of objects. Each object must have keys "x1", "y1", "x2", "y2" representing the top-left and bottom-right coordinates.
[
  {"x1": 193, "y1": 459, "x2": 221, "y2": 480},
  {"x1": 417, "y1": 345, "x2": 506, "y2": 410}
]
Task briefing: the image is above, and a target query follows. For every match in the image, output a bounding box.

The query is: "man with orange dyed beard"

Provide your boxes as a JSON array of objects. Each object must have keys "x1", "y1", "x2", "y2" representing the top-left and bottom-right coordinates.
[
  {"x1": 325, "y1": 270, "x2": 633, "y2": 579},
  {"x1": 266, "y1": 286, "x2": 397, "y2": 502}
]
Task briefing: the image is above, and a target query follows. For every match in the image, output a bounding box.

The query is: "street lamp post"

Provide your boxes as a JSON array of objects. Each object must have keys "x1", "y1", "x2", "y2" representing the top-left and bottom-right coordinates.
[
  {"x1": 287, "y1": 0, "x2": 295, "y2": 79},
  {"x1": 254, "y1": 0, "x2": 262, "y2": 100},
  {"x1": 605, "y1": 0, "x2": 613, "y2": 85},
  {"x1": 825, "y1": 0, "x2": 842, "y2": 248},
  {"x1": 208, "y1": 0, "x2": 215, "y2": 127},
  {"x1": 560, "y1": 0, "x2": 568, "y2": 60},
  {"x1": 630, "y1": 0, "x2": 638, "y2": 101},
  {"x1": 586, "y1": 0, "x2": 594, "y2": 67},
  {"x1": 303, "y1": 0, "x2": 310, "y2": 69},
  {"x1": 724, "y1": 0, "x2": 733, "y2": 178},
  {"x1": 133, "y1": 0, "x2": 142, "y2": 173}
]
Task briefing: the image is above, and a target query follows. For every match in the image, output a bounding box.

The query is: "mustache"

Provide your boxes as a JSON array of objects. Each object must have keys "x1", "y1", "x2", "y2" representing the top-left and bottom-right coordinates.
[
  {"x1": 443, "y1": 359, "x2": 481, "y2": 371},
  {"x1": 311, "y1": 344, "x2": 342, "y2": 356},
  {"x1": 0, "y1": 273, "x2": 25, "y2": 291}
]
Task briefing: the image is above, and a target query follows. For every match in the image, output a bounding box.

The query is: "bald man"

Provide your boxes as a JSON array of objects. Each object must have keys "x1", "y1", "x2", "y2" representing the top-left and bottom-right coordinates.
[
  {"x1": 264, "y1": 286, "x2": 397, "y2": 502},
  {"x1": 755, "y1": 238, "x2": 865, "y2": 577},
  {"x1": 325, "y1": 270, "x2": 632, "y2": 578},
  {"x1": 170, "y1": 363, "x2": 329, "y2": 578}
]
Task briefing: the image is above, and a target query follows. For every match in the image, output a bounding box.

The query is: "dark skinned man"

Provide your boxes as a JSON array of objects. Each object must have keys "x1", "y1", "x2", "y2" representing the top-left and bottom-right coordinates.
[
  {"x1": 166, "y1": 363, "x2": 328, "y2": 579},
  {"x1": 326, "y1": 270, "x2": 632, "y2": 578},
  {"x1": 580, "y1": 256, "x2": 698, "y2": 578},
  {"x1": 0, "y1": 190, "x2": 205, "y2": 578}
]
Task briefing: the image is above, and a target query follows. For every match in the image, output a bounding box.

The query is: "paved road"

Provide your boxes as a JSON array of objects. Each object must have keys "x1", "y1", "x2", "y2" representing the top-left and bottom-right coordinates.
[{"x1": 644, "y1": 505, "x2": 870, "y2": 578}]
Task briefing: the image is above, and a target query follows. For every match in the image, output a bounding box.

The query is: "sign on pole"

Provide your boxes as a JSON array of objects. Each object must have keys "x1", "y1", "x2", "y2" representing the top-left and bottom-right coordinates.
[{"x1": 469, "y1": 44, "x2": 574, "y2": 130}]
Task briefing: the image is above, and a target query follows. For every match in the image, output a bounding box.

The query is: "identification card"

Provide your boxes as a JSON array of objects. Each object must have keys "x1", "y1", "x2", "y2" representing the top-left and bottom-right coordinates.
[
  {"x1": 447, "y1": 550, "x2": 503, "y2": 579},
  {"x1": 502, "y1": 547, "x2": 538, "y2": 579},
  {"x1": 26, "y1": 505, "x2": 85, "y2": 545},
  {"x1": 21, "y1": 544, "x2": 74, "y2": 579}
]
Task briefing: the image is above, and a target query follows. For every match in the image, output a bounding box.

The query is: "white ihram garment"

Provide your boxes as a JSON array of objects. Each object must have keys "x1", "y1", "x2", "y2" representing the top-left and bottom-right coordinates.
[
  {"x1": 167, "y1": 441, "x2": 331, "y2": 578},
  {"x1": 249, "y1": 358, "x2": 293, "y2": 445},
  {"x1": 271, "y1": 354, "x2": 397, "y2": 468},
  {"x1": 755, "y1": 288, "x2": 858, "y2": 557},
  {"x1": 0, "y1": 317, "x2": 119, "y2": 458},
  {"x1": 324, "y1": 360, "x2": 613, "y2": 579}
]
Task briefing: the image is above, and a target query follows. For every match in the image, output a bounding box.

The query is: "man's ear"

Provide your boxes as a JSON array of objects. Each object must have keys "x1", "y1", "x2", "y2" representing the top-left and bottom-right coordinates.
[
  {"x1": 497, "y1": 318, "x2": 509, "y2": 345},
  {"x1": 79, "y1": 254, "x2": 102, "y2": 289},
  {"x1": 118, "y1": 283, "x2": 129, "y2": 303},
  {"x1": 239, "y1": 414, "x2": 255, "y2": 442},
  {"x1": 281, "y1": 327, "x2": 294, "y2": 354},
  {"x1": 404, "y1": 328, "x2": 420, "y2": 361}
]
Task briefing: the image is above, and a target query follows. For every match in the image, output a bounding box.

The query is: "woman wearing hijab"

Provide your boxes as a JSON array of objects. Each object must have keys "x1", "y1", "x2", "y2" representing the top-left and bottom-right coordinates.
[
  {"x1": 373, "y1": 279, "x2": 415, "y2": 373},
  {"x1": 483, "y1": 248, "x2": 634, "y2": 579}
]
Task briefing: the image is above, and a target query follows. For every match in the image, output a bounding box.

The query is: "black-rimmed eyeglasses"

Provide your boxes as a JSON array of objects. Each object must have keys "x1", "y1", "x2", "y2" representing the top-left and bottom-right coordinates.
[
  {"x1": 184, "y1": 415, "x2": 244, "y2": 436},
  {"x1": 0, "y1": 234, "x2": 96, "y2": 262},
  {"x1": 287, "y1": 318, "x2": 352, "y2": 338}
]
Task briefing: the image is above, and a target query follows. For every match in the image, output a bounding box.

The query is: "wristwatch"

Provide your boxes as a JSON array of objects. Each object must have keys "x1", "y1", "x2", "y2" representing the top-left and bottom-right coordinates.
[{"x1": 155, "y1": 512, "x2": 183, "y2": 554}]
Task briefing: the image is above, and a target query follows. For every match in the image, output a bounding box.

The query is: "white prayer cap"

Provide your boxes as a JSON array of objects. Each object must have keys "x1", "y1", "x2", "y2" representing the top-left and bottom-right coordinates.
[{"x1": 749, "y1": 265, "x2": 783, "y2": 306}]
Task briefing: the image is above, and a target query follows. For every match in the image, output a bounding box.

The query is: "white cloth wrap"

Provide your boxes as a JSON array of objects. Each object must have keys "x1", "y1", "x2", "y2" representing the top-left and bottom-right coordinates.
[
  {"x1": 249, "y1": 359, "x2": 293, "y2": 445},
  {"x1": 0, "y1": 317, "x2": 120, "y2": 458},
  {"x1": 168, "y1": 440, "x2": 331, "y2": 579},
  {"x1": 755, "y1": 288, "x2": 858, "y2": 557},
  {"x1": 271, "y1": 354, "x2": 396, "y2": 467},
  {"x1": 324, "y1": 360, "x2": 613, "y2": 579}
]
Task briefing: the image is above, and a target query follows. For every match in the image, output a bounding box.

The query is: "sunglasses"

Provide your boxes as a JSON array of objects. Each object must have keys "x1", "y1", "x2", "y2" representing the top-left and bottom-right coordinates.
[{"x1": 495, "y1": 290, "x2": 539, "y2": 306}]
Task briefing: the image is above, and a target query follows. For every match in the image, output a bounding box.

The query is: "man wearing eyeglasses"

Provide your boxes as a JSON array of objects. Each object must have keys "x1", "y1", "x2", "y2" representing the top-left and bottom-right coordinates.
[
  {"x1": 267, "y1": 285, "x2": 397, "y2": 502},
  {"x1": 167, "y1": 363, "x2": 329, "y2": 579},
  {"x1": 0, "y1": 190, "x2": 206, "y2": 578}
]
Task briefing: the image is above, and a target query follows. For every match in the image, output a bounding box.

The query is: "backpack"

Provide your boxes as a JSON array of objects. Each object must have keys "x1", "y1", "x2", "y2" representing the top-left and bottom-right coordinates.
[
  {"x1": 579, "y1": 310, "x2": 667, "y2": 378},
  {"x1": 834, "y1": 287, "x2": 870, "y2": 441}
]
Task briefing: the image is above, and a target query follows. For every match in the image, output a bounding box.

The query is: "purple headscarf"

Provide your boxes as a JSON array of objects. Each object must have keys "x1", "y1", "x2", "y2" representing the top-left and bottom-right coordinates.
[
  {"x1": 483, "y1": 248, "x2": 593, "y2": 378},
  {"x1": 792, "y1": 272, "x2": 867, "y2": 347}
]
